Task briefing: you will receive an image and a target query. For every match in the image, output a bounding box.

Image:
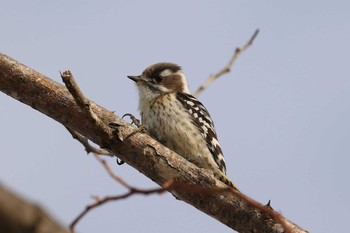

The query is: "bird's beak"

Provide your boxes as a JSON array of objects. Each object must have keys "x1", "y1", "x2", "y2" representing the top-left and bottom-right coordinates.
[{"x1": 127, "y1": 75, "x2": 141, "y2": 82}]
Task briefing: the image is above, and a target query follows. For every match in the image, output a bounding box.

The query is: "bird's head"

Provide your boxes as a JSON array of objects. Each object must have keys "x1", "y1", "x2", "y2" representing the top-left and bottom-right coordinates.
[{"x1": 128, "y1": 63, "x2": 190, "y2": 97}]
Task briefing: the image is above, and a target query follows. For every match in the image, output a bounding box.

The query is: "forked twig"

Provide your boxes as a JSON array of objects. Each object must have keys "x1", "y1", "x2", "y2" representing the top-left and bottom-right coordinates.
[{"x1": 69, "y1": 155, "x2": 171, "y2": 233}]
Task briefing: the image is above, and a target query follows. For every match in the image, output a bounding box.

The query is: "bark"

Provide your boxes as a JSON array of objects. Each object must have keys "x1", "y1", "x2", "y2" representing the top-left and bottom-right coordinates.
[{"x1": 0, "y1": 52, "x2": 308, "y2": 233}]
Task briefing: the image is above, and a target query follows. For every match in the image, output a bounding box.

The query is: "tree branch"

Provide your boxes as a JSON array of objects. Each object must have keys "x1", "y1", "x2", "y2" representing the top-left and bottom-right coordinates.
[
  {"x1": 0, "y1": 52, "x2": 308, "y2": 233},
  {"x1": 0, "y1": 183, "x2": 69, "y2": 233}
]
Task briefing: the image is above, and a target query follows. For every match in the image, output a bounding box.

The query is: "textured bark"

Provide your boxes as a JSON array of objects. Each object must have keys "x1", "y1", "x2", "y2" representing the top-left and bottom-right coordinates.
[
  {"x1": 0, "y1": 52, "x2": 308, "y2": 233},
  {"x1": 0, "y1": 184, "x2": 68, "y2": 233}
]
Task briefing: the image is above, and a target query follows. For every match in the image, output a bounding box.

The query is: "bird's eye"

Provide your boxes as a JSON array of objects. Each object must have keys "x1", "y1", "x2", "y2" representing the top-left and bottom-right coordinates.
[{"x1": 154, "y1": 76, "x2": 163, "y2": 83}]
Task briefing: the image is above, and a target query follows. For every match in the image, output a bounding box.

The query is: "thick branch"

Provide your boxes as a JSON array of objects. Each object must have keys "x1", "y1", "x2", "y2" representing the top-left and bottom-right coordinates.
[
  {"x1": 0, "y1": 183, "x2": 69, "y2": 233},
  {"x1": 0, "y1": 52, "x2": 307, "y2": 233}
]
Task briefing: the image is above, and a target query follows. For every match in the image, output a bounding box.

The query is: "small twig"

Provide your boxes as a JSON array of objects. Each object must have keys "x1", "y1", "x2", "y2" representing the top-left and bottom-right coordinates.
[
  {"x1": 69, "y1": 156, "x2": 170, "y2": 233},
  {"x1": 60, "y1": 70, "x2": 88, "y2": 109},
  {"x1": 93, "y1": 154, "x2": 132, "y2": 189},
  {"x1": 69, "y1": 187, "x2": 167, "y2": 233},
  {"x1": 193, "y1": 29, "x2": 259, "y2": 97},
  {"x1": 65, "y1": 127, "x2": 114, "y2": 156},
  {"x1": 60, "y1": 70, "x2": 115, "y2": 140}
]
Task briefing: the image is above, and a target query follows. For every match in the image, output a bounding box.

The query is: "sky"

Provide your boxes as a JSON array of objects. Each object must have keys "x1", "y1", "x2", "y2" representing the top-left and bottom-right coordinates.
[{"x1": 1, "y1": 1, "x2": 349, "y2": 232}]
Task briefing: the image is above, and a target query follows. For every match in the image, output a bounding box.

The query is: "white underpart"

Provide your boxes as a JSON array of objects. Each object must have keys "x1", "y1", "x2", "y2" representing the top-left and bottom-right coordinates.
[
  {"x1": 137, "y1": 84, "x2": 159, "y2": 112},
  {"x1": 139, "y1": 93, "x2": 220, "y2": 172}
]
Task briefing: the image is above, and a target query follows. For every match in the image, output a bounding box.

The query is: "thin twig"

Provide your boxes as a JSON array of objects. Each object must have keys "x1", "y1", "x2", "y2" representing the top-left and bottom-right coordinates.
[
  {"x1": 69, "y1": 187, "x2": 167, "y2": 233},
  {"x1": 65, "y1": 127, "x2": 114, "y2": 156},
  {"x1": 60, "y1": 70, "x2": 89, "y2": 109},
  {"x1": 69, "y1": 156, "x2": 170, "y2": 233},
  {"x1": 193, "y1": 29, "x2": 259, "y2": 97},
  {"x1": 93, "y1": 154, "x2": 132, "y2": 189}
]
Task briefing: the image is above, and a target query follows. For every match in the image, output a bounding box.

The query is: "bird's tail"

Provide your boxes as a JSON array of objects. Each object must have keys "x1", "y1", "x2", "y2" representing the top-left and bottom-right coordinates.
[{"x1": 215, "y1": 171, "x2": 240, "y2": 191}]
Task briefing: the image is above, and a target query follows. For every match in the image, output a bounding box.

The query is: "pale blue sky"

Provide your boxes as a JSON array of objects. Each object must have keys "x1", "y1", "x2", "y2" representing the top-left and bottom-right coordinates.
[{"x1": 1, "y1": 1, "x2": 349, "y2": 232}]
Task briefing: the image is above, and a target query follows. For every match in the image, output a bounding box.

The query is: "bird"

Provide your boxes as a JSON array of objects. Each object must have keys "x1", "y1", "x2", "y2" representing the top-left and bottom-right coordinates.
[{"x1": 128, "y1": 62, "x2": 238, "y2": 190}]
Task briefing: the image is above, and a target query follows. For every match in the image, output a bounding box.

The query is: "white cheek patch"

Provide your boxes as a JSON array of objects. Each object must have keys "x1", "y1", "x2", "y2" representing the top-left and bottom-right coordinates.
[
  {"x1": 158, "y1": 85, "x2": 171, "y2": 92},
  {"x1": 160, "y1": 69, "x2": 174, "y2": 77},
  {"x1": 177, "y1": 71, "x2": 190, "y2": 94}
]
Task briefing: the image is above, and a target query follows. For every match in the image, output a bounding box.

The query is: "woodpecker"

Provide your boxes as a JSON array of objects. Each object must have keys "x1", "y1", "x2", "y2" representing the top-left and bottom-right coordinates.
[{"x1": 128, "y1": 63, "x2": 238, "y2": 190}]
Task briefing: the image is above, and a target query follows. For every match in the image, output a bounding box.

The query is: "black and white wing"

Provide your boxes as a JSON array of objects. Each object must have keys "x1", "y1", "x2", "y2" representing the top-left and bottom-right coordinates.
[{"x1": 176, "y1": 92, "x2": 227, "y2": 174}]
